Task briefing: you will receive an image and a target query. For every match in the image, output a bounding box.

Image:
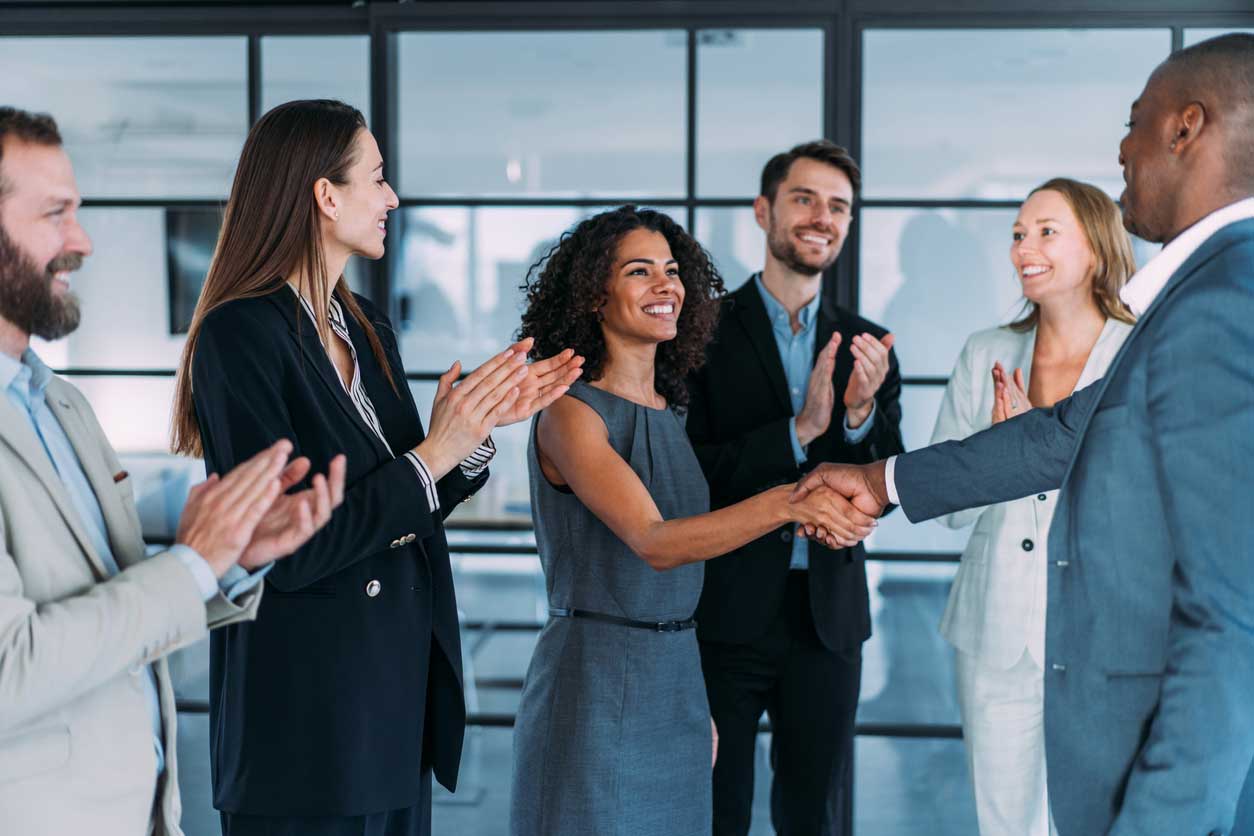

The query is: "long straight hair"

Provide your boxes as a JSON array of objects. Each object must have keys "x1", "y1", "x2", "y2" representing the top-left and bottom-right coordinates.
[
  {"x1": 171, "y1": 99, "x2": 396, "y2": 457},
  {"x1": 1008, "y1": 177, "x2": 1138, "y2": 332}
]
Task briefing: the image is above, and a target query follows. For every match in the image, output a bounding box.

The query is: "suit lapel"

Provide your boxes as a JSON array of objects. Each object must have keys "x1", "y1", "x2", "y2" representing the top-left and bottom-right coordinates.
[
  {"x1": 267, "y1": 291, "x2": 391, "y2": 460},
  {"x1": 732, "y1": 282, "x2": 793, "y2": 414},
  {"x1": 0, "y1": 392, "x2": 109, "y2": 580},
  {"x1": 44, "y1": 382, "x2": 145, "y2": 568}
]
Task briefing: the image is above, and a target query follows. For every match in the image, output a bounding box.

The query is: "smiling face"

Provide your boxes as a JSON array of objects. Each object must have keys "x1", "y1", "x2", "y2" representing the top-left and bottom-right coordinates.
[
  {"x1": 1011, "y1": 189, "x2": 1097, "y2": 307},
  {"x1": 1118, "y1": 68, "x2": 1184, "y2": 244},
  {"x1": 321, "y1": 128, "x2": 399, "y2": 261},
  {"x1": 755, "y1": 157, "x2": 854, "y2": 277},
  {"x1": 598, "y1": 227, "x2": 685, "y2": 347},
  {"x1": 0, "y1": 138, "x2": 91, "y2": 344}
]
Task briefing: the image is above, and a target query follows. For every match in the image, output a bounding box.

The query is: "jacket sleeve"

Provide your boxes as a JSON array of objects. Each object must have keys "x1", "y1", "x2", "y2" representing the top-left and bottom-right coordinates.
[
  {"x1": 894, "y1": 375, "x2": 1100, "y2": 524},
  {"x1": 1109, "y1": 252, "x2": 1254, "y2": 835},
  {"x1": 0, "y1": 530, "x2": 207, "y2": 733},
  {"x1": 192, "y1": 304, "x2": 438, "y2": 592},
  {"x1": 929, "y1": 337, "x2": 989, "y2": 530}
]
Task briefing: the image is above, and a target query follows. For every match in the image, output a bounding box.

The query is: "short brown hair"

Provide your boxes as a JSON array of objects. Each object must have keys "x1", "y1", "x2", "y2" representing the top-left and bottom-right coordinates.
[
  {"x1": 760, "y1": 139, "x2": 862, "y2": 202},
  {"x1": 0, "y1": 107, "x2": 62, "y2": 201},
  {"x1": 1009, "y1": 177, "x2": 1137, "y2": 332}
]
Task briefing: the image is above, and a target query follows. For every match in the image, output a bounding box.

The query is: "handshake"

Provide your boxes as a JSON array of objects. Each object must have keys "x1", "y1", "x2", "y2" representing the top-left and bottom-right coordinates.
[{"x1": 786, "y1": 461, "x2": 891, "y2": 549}]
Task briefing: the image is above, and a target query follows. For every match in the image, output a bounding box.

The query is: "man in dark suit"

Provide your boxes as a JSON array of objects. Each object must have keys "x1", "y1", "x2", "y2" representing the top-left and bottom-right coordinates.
[
  {"x1": 795, "y1": 34, "x2": 1254, "y2": 836},
  {"x1": 686, "y1": 140, "x2": 904, "y2": 835}
]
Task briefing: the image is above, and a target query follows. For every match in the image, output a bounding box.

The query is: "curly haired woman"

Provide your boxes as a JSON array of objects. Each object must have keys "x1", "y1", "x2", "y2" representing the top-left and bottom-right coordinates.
[{"x1": 508, "y1": 206, "x2": 876, "y2": 835}]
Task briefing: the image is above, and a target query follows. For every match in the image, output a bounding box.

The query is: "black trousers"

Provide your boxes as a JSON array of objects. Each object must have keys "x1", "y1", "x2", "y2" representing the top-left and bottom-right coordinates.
[
  {"x1": 218, "y1": 769, "x2": 432, "y2": 836},
  {"x1": 699, "y1": 571, "x2": 862, "y2": 836}
]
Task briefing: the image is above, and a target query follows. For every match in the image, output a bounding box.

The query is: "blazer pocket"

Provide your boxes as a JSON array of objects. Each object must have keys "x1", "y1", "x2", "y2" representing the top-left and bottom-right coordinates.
[
  {"x1": 0, "y1": 724, "x2": 70, "y2": 785},
  {"x1": 1087, "y1": 403, "x2": 1130, "y2": 434}
]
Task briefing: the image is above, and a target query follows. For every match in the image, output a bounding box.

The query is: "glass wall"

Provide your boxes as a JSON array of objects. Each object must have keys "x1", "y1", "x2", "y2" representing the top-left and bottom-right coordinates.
[{"x1": 4, "y1": 10, "x2": 1251, "y2": 836}]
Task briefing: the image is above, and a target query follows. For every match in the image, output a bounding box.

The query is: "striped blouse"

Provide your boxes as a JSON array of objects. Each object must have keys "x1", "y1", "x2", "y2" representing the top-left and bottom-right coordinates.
[{"x1": 295, "y1": 287, "x2": 494, "y2": 513}]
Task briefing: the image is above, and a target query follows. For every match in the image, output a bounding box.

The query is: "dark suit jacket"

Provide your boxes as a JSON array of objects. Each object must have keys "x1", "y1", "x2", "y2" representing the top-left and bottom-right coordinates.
[
  {"x1": 191, "y1": 288, "x2": 484, "y2": 816},
  {"x1": 686, "y1": 279, "x2": 904, "y2": 651},
  {"x1": 894, "y1": 218, "x2": 1254, "y2": 835}
]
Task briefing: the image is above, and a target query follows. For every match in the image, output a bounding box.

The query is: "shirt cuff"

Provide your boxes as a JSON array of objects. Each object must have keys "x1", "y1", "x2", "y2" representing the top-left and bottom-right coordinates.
[
  {"x1": 218, "y1": 563, "x2": 272, "y2": 601},
  {"x1": 459, "y1": 436, "x2": 496, "y2": 479},
  {"x1": 787, "y1": 418, "x2": 807, "y2": 465},
  {"x1": 404, "y1": 450, "x2": 441, "y2": 513},
  {"x1": 884, "y1": 455, "x2": 901, "y2": 506},
  {"x1": 843, "y1": 400, "x2": 876, "y2": 444},
  {"x1": 169, "y1": 544, "x2": 219, "y2": 603}
]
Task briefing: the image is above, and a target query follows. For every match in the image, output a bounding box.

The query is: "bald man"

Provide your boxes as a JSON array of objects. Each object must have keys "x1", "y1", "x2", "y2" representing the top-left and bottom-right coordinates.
[{"x1": 796, "y1": 34, "x2": 1254, "y2": 836}]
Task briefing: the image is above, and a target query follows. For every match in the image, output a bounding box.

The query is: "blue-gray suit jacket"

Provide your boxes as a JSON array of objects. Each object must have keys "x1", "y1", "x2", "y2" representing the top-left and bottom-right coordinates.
[{"x1": 894, "y1": 218, "x2": 1254, "y2": 836}]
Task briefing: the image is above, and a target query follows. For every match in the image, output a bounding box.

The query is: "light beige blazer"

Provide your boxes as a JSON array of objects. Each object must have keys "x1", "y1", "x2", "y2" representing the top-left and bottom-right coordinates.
[
  {"x1": 930, "y1": 319, "x2": 1132, "y2": 670},
  {"x1": 0, "y1": 374, "x2": 261, "y2": 836}
]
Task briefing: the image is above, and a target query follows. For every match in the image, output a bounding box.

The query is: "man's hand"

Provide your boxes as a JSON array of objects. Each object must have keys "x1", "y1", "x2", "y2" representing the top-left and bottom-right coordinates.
[
  {"x1": 239, "y1": 454, "x2": 348, "y2": 570},
  {"x1": 176, "y1": 441, "x2": 293, "y2": 578},
  {"x1": 796, "y1": 333, "x2": 841, "y2": 447},
  {"x1": 844, "y1": 333, "x2": 896, "y2": 429},
  {"x1": 991, "y1": 362, "x2": 1031, "y2": 424},
  {"x1": 496, "y1": 339, "x2": 585, "y2": 427},
  {"x1": 792, "y1": 461, "x2": 889, "y2": 517}
]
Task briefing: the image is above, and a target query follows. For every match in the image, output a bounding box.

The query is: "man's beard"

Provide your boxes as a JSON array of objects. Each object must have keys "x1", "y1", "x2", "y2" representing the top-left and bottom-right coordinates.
[
  {"x1": 766, "y1": 222, "x2": 840, "y2": 277},
  {"x1": 0, "y1": 224, "x2": 82, "y2": 341}
]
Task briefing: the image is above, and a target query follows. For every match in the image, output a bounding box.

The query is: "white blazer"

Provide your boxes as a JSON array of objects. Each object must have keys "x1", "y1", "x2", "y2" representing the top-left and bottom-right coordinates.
[{"x1": 932, "y1": 318, "x2": 1132, "y2": 670}]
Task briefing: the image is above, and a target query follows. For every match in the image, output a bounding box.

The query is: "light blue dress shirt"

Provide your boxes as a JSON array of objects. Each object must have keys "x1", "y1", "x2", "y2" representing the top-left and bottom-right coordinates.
[
  {"x1": 753, "y1": 275, "x2": 876, "y2": 570},
  {"x1": 0, "y1": 347, "x2": 264, "y2": 775}
]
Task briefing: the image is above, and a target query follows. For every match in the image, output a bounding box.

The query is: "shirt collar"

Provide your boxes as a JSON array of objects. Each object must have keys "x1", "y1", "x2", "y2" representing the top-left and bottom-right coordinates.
[
  {"x1": 753, "y1": 273, "x2": 821, "y2": 333},
  {"x1": 1120, "y1": 196, "x2": 1254, "y2": 316},
  {"x1": 0, "y1": 346, "x2": 52, "y2": 399}
]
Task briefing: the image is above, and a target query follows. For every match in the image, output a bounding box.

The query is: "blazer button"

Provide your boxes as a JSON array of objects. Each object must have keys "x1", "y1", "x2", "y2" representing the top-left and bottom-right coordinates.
[
  {"x1": 780, "y1": 530, "x2": 793, "y2": 543},
  {"x1": 365, "y1": 579, "x2": 382, "y2": 597},
  {"x1": 1037, "y1": 494, "x2": 1047, "y2": 501},
  {"x1": 1022, "y1": 538, "x2": 1034, "y2": 552},
  {"x1": 1055, "y1": 560, "x2": 1070, "y2": 568},
  {"x1": 405, "y1": 533, "x2": 417, "y2": 544},
  {"x1": 1051, "y1": 663, "x2": 1067, "y2": 673}
]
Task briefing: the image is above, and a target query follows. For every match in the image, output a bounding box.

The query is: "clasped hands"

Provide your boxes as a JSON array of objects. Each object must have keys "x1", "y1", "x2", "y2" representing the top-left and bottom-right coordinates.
[{"x1": 785, "y1": 460, "x2": 892, "y2": 550}]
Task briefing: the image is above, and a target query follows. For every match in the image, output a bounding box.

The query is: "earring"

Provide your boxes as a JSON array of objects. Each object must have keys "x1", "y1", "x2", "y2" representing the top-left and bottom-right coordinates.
[{"x1": 333, "y1": 211, "x2": 340, "y2": 221}]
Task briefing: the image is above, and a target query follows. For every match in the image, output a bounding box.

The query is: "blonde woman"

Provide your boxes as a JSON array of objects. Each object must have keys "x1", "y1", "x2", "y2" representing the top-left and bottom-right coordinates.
[{"x1": 930, "y1": 178, "x2": 1137, "y2": 836}]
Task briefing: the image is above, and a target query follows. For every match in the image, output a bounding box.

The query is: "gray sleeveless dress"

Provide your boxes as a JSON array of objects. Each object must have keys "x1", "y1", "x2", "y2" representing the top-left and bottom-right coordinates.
[{"x1": 511, "y1": 382, "x2": 712, "y2": 836}]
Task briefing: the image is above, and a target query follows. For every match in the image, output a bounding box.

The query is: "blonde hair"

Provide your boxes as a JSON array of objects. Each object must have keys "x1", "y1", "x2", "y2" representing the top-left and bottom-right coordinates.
[{"x1": 1009, "y1": 177, "x2": 1137, "y2": 332}]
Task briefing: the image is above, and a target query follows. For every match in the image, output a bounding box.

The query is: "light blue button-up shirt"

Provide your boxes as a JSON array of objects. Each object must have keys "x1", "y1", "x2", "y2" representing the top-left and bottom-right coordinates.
[
  {"x1": 753, "y1": 275, "x2": 876, "y2": 570},
  {"x1": 0, "y1": 347, "x2": 263, "y2": 775}
]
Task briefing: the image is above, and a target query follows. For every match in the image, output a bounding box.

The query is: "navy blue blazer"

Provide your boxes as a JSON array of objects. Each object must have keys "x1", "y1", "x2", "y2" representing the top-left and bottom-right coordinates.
[
  {"x1": 894, "y1": 219, "x2": 1254, "y2": 835},
  {"x1": 191, "y1": 288, "x2": 484, "y2": 816}
]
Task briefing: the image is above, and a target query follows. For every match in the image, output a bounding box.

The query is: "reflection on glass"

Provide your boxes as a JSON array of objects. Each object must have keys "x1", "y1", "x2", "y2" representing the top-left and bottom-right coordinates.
[
  {"x1": 855, "y1": 737, "x2": 977, "y2": 834},
  {"x1": 68, "y1": 375, "x2": 176, "y2": 453},
  {"x1": 697, "y1": 29, "x2": 824, "y2": 198},
  {"x1": 174, "y1": 713, "x2": 217, "y2": 836},
  {"x1": 859, "y1": 208, "x2": 1025, "y2": 378},
  {"x1": 1184, "y1": 28, "x2": 1254, "y2": 46},
  {"x1": 261, "y1": 36, "x2": 370, "y2": 118},
  {"x1": 861, "y1": 29, "x2": 1170, "y2": 199},
  {"x1": 695, "y1": 206, "x2": 763, "y2": 287},
  {"x1": 167, "y1": 208, "x2": 222, "y2": 334},
  {"x1": 396, "y1": 31, "x2": 686, "y2": 197},
  {"x1": 866, "y1": 385, "x2": 973, "y2": 555},
  {"x1": 0, "y1": 37, "x2": 247, "y2": 198}
]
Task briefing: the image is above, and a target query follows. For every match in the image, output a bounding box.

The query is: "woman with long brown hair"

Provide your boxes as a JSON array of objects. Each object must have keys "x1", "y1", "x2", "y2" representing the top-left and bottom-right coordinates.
[
  {"x1": 171, "y1": 99, "x2": 581, "y2": 836},
  {"x1": 929, "y1": 177, "x2": 1137, "y2": 836}
]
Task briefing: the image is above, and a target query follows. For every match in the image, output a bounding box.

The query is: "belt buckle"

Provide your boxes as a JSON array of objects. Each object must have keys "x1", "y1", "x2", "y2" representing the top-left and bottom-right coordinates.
[{"x1": 656, "y1": 621, "x2": 677, "y2": 633}]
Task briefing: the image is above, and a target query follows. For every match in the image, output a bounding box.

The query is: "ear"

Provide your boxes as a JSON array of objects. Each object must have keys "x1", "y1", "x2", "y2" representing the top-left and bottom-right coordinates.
[
  {"x1": 1171, "y1": 101, "x2": 1207, "y2": 155},
  {"x1": 313, "y1": 177, "x2": 340, "y2": 222},
  {"x1": 752, "y1": 195, "x2": 771, "y2": 233}
]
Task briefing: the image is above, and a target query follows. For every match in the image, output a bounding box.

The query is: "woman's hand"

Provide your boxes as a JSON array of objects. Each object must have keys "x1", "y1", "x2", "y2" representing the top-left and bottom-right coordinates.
[
  {"x1": 414, "y1": 348, "x2": 529, "y2": 480},
  {"x1": 783, "y1": 484, "x2": 877, "y2": 549},
  {"x1": 991, "y1": 362, "x2": 1031, "y2": 424},
  {"x1": 494, "y1": 338, "x2": 585, "y2": 427}
]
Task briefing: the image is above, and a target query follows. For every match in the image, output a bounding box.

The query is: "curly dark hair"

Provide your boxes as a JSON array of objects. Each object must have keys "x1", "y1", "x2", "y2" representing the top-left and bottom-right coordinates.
[{"x1": 518, "y1": 206, "x2": 725, "y2": 411}]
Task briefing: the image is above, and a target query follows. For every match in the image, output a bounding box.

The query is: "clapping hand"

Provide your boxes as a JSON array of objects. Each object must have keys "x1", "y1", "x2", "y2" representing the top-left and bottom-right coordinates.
[
  {"x1": 991, "y1": 362, "x2": 1030, "y2": 424},
  {"x1": 844, "y1": 333, "x2": 895, "y2": 428},
  {"x1": 495, "y1": 337, "x2": 585, "y2": 427},
  {"x1": 239, "y1": 454, "x2": 347, "y2": 569}
]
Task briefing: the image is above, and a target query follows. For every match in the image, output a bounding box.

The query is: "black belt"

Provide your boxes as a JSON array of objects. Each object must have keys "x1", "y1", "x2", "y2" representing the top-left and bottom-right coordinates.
[{"x1": 549, "y1": 607, "x2": 697, "y2": 633}]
